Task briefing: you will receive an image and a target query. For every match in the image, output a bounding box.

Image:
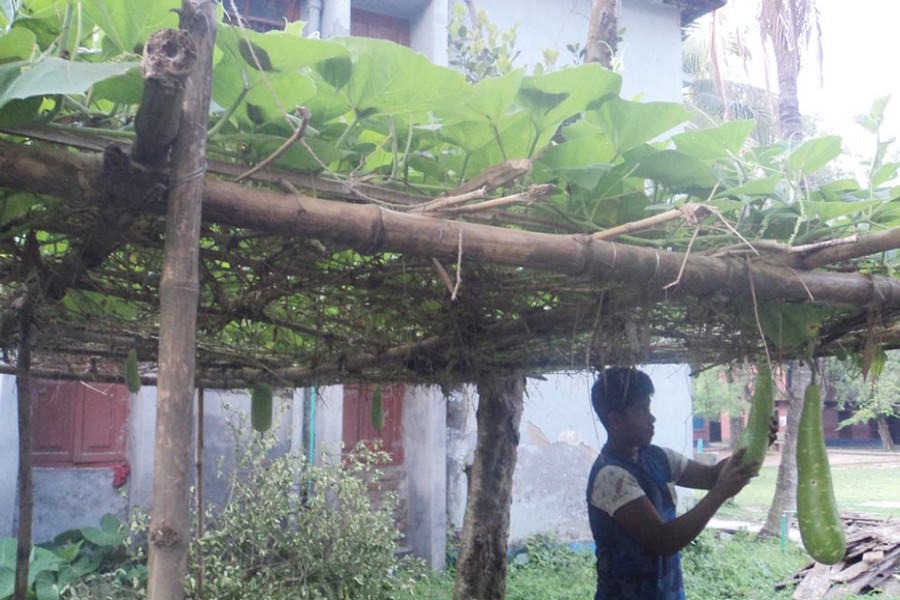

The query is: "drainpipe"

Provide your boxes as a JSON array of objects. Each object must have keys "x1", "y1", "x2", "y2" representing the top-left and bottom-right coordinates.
[{"x1": 307, "y1": 0, "x2": 323, "y2": 36}]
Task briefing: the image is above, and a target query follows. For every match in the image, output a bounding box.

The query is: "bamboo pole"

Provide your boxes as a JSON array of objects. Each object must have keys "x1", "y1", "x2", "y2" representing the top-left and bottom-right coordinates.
[{"x1": 145, "y1": 2, "x2": 216, "y2": 600}]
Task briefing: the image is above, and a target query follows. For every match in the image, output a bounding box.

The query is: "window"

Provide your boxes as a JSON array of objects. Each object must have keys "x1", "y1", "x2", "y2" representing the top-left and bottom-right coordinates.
[
  {"x1": 342, "y1": 383, "x2": 404, "y2": 466},
  {"x1": 226, "y1": 0, "x2": 302, "y2": 32},
  {"x1": 31, "y1": 380, "x2": 129, "y2": 467},
  {"x1": 350, "y1": 8, "x2": 411, "y2": 46}
]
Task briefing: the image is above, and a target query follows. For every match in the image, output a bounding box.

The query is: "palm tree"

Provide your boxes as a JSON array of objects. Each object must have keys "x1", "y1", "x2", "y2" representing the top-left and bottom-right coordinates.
[
  {"x1": 758, "y1": 0, "x2": 822, "y2": 141},
  {"x1": 585, "y1": 0, "x2": 618, "y2": 68}
]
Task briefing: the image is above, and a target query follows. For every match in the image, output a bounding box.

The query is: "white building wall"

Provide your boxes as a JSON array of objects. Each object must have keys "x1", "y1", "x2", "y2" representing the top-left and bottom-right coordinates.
[
  {"x1": 447, "y1": 366, "x2": 695, "y2": 544},
  {"x1": 0, "y1": 375, "x2": 19, "y2": 537},
  {"x1": 475, "y1": 0, "x2": 684, "y2": 103}
]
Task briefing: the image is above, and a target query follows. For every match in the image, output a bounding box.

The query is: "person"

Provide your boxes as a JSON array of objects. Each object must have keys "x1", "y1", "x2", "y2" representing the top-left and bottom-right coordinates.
[{"x1": 586, "y1": 367, "x2": 761, "y2": 600}]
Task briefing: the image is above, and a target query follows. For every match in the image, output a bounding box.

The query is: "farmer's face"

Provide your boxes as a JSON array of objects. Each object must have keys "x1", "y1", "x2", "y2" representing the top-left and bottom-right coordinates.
[{"x1": 618, "y1": 396, "x2": 655, "y2": 446}]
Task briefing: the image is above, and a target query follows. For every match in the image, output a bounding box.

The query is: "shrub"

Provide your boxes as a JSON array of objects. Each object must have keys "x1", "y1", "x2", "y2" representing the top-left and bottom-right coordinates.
[{"x1": 189, "y1": 418, "x2": 419, "y2": 600}]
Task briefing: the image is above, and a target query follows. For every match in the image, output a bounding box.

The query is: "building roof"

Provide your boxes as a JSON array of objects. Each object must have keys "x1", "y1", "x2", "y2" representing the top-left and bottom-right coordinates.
[{"x1": 664, "y1": 0, "x2": 727, "y2": 25}]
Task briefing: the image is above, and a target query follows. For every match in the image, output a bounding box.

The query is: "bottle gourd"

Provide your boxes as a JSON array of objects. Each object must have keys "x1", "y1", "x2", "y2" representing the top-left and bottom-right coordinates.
[
  {"x1": 797, "y1": 372, "x2": 846, "y2": 564},
  {"x1": 735, "y1": 360, "x2": 774, "y2": 475}
]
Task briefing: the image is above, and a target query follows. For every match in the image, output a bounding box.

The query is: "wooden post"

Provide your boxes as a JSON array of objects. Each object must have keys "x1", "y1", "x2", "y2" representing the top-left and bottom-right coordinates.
[
  {"x1": 13, "y1": 301, "x2": 34, "y2": 600},
  {"x1": 145, "y1": 2, "x2": 216, "y2": 600},
  {"x1": 454, "y1": 373, "x2": 524, "y2": 600}
]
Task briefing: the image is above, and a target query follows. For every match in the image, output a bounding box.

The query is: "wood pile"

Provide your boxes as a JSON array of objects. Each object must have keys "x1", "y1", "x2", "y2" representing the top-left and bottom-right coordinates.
[{"x1": 778, "y1": 515, "x2": 900, "y2": 599}]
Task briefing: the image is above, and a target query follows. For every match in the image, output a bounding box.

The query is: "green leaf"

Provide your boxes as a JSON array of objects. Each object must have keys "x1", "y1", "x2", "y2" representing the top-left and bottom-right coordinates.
[
  {"x1": 0, "y1": 26, "x2": 37, "y2": 62},
  {"x1": 632, "y1": 150, "x2": 719, "y2": 192},
  {"x1": 872, "y1": 162, "x2": 899, "y2": 187},
  {"x1": 91, "y1": 65, "x2": 143, "y2": 104},
  {"x1": 516, "y1": 63, "x2": 621, "y2": 149},
  {"x1": 35, "y1": 571, "x2": 59, "y2": 600},
  {"x1": 337, "y1": 36, "x2": 470, "y2": 117},
  {"x1": 463, "y1": 69, "x2": 523, "y2": 123},
  {"x1": 0, "y1": 57, "x2": 137, "y2": 109},
  {"x1": 82, "y1": 0, "x2": 179, "y2": 56},
  {"x1": 786, "y1": 135, "x2": 842, "y2": 174},
  {"x1": 586, "y1": 97, "x2": 692, "y2": 156},
  {"x1": 717, "y1": 175, "x2": 781, "y2": 197},
  {"x1": 672, "y1": 120, "x2": 755, "y2": 160},
  {"x1": 804, "y1": 200, "x2": 881, "y2": 221}
]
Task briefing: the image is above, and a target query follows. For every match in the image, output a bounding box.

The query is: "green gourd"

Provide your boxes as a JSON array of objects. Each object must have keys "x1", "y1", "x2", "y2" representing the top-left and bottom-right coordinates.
[
  {"x1": 797, "y1": 373, "x2": 846, "y2": 564},
  {"x1": 124, "y1": 348, "x2": 141, "y2": 393},
  {"x1": 371, "y1": 384, "x2": 384, "y2": 431},
  {"x1": 251, "y1": 382, "x2": 273, "y2": 433},
  {"x1": 734, "y1": 359, "x2": 774, "y2": 475}
]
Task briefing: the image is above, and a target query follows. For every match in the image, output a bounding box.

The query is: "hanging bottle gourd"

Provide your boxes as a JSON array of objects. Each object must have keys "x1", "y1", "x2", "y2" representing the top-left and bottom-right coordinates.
[
  {"x1": 124, "y1": 348, "x2": 141, "y2": 393},
  {"x1": 371, "y1": 384, "x2": 384, "y2": 431},
  {"x1": 797, "y1": 370, "x2": 846, "y2": 564},
  {"x1": 735, "y1": 358, "x2": 774, "y2": 475},
  {"x1": 251, "y1": 382, "x2": 274, "y2": 433}
]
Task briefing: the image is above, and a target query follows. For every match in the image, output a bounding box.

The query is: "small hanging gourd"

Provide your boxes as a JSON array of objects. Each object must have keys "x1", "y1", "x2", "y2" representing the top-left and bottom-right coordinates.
[
  {"x1": 370, "y1": 384, "x2": 384, "y2": 432},
  {"x1": 250, "y1": 382, "x2": 274, "y2": 433},
  {"x1": 124, "y1": 348, "x2": 141, "y2": 393}
]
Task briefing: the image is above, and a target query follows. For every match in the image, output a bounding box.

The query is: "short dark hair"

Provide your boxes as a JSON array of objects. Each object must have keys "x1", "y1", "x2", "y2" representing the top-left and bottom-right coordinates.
[{"x1": 591, "y1": 367, "x2": 654, "y2": 428}]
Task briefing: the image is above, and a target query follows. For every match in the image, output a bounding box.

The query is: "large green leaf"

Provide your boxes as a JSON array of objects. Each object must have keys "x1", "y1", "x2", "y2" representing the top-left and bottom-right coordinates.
[
  {"x1": 0, "y1": 57, "x2": 137, "y2": 109},
  {"x1": 335, "y1": 37, "x2": 470, "y2": 117},
  {"x1": 786, "y1": 135, "x2": 842, "y2": 174},
  {"x1": 516, "y1": 63, "x2": 620, "y2": 150},
  {"x1": 82, "y1": 0, "x2": 179, "y2": 56},
  {"x1": 632, "y1": 149, "x2": 720, "y2": 192},
  {"x1": 672, "y1": 120, "x2": 755, "y2": 160},
  {"x1": 213, "y1": 25, "x2": 349, "y2": 127},
  {"x1": 0, "y1": 26, "x2": 37, "y2": 62},
  {"x1": 460, "y1": 69, "x2": 524, "y2": 123},
  {"x1": 804, "y1": 199, "x2": 882, "y2": 221},
  {"x1": 586, "y1": 97, "x2": 692, "y2": 156}
]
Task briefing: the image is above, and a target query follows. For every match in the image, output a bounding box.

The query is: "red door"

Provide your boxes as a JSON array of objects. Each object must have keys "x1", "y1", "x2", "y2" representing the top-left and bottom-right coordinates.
[{"x1": 342, "y1": 383, "x2": 404, "y2": 465}]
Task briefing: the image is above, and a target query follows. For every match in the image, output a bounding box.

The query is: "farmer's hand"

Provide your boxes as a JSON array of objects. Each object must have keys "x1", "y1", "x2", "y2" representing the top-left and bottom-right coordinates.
[{"x1": 712, "y1": 447, "x2": 757, "y2": 500}]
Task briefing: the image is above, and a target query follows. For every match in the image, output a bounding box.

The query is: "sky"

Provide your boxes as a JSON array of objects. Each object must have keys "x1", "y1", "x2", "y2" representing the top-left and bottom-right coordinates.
[{"x1": 796, "y1": 0, "x2": 899, "y2": 164}]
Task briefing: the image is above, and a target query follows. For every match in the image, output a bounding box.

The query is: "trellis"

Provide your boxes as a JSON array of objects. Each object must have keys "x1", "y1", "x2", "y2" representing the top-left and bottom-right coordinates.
[{"x1": 4, "y1": 0, "x2": 900, "y2": 598}]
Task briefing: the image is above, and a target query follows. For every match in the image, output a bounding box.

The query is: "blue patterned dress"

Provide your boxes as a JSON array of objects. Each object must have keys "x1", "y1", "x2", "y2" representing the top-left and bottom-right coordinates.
[{"x1": 586, "y1": 444, "x2": 686, "y2": 600}]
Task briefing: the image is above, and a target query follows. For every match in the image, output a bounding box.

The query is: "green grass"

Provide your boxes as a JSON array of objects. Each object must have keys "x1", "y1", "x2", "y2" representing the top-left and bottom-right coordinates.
[
  {"x1": 713, "y1": 460, "x2": 900, "y2": 522},
  {"x1": 405, "y1": 532, "x2": 807, "y2": 600}
]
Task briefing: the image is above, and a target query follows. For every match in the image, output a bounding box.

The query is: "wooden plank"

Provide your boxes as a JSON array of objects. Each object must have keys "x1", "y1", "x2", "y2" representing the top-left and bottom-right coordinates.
[{"x1": 793, "y1": 563, "x2": 832, "y2": 600}]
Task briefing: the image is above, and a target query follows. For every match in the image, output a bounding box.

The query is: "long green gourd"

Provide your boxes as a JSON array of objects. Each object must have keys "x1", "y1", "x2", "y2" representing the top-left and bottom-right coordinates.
[
  {"x1": 251, "y1": 382, "x2": 274, "y2": 433},
  {"x1": 797, "y1": 372, "x2": 846, "y2": 565},
  {"x1": 735, "y1": 359, "x2": 774, "y2": 475}
]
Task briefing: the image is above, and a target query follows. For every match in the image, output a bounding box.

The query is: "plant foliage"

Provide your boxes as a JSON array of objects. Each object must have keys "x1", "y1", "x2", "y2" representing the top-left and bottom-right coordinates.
[{"x1": 1, "y1": 0, "x2": 899, "y2": 386}]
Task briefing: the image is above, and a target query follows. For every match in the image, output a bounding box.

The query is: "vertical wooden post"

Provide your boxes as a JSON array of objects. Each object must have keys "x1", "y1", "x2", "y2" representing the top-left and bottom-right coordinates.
[
  {"x1": 145, "y1": 2, "x2": 216, "y2": 600},
  {"x1": 453, "y1": 373, "x2": 524, "y2": 600},
  {"x1": 13, "y1": 303, "x2": 34, "y2": 600}
]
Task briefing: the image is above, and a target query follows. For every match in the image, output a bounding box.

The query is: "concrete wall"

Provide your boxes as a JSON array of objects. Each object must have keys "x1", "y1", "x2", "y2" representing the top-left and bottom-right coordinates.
[
  {"x1": 0, "y1": 377, "x2": 303, "y2": 542},
  {"x1": 476, "y1": 0, "x2": 684, "y2": 103},
  {"x1": 446, "y1": 366, "x2": 695, "y2": 545},
  {"x1": 0, "y1": 376, "x2": 19, "y2": 538}
]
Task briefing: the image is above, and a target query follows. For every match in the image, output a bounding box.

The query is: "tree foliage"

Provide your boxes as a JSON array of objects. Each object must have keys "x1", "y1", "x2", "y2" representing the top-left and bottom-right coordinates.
[{"x1": 1, "y1": 0, "x2": 900, "y2": 388}]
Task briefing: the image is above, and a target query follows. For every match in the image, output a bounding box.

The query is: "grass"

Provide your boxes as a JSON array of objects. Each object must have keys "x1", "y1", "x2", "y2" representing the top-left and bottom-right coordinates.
[
  {"x1": 712, "y1": 458, "x2": 900, "y2": 522},
  {"x1": 405, "y1": 532, "x2": 807, "y2": 600}
]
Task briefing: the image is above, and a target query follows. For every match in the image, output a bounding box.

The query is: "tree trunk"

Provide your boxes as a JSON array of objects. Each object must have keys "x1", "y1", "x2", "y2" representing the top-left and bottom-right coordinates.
[
  {"x1": 145, "y1": 3, "x2": 216, "y2": 600},
  {"x1": 585, "y1": 0, "x2": 618, "y2": 68},
  {"x1": 773, "y1": 33, "x2": 802, "y2": 141},
  {"x1": 13, "y1": 307, "x2": 34, "y2": 600},
  {"x1": 453, "y1": 373, "x2": 525, "y2": 600},
  {"x1": 876, "y1": 416, "x2": 895, "y2": 450},
  {"x1": 760, "y1": 364, "x2": 804, "y2": 537}
]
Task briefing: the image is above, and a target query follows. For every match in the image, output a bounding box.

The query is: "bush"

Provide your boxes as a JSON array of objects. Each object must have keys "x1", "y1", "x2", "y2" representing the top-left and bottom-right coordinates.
[{"x1": 189, "y1": 418, "x2": 419, "y2": 600}]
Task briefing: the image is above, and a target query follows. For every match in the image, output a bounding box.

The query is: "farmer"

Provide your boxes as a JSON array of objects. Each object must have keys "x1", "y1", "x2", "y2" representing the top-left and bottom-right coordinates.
[{"x1": 587, "y1": 366, "x2": 762, "y2": 600}]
